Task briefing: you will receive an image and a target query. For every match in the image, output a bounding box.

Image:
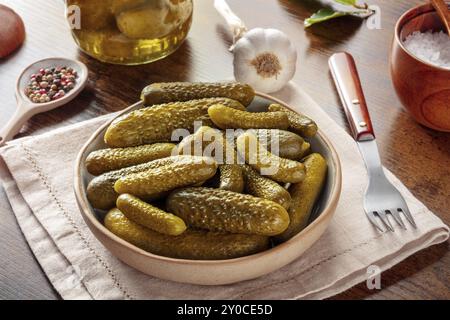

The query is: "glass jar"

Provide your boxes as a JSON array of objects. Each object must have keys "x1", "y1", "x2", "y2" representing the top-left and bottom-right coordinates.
[{"x1": 65, "y1": 0, "x2": 193, "y2": 65}]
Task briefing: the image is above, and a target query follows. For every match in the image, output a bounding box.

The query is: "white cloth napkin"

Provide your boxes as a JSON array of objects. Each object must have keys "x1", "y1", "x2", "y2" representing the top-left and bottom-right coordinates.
[{"x1": 0, "y1": 83, "x2": 448, "y2": 300}]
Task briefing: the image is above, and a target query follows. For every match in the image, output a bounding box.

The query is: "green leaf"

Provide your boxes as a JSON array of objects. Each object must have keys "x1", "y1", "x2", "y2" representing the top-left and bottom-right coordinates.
[
  {"x1": 304, "y1": 8, "x2": 350, "y2": 27},
  {"x1": 334, "y1": 0, "x2": 357, "y2": 6}
]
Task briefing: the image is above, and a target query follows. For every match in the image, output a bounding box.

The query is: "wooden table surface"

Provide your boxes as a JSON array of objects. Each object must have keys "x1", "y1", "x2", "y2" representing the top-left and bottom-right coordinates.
[{"x1": 0, "y1": 0, "x2": 449, "y2": 300}]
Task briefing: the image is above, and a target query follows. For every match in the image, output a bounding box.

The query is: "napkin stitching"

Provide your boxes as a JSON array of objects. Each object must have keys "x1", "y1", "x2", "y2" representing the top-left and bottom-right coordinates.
[
  {"x1": 237, "y1": 234, "x2": 383, "y2": 299},
  {"x1": 21, "y1": 144, "x2": 135, "y2": 300}
]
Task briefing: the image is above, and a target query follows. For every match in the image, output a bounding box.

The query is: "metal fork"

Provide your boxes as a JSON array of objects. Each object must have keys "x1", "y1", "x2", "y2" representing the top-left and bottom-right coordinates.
[{"x1": 329, "y1": 52, "x2": 417, "y2": 232}]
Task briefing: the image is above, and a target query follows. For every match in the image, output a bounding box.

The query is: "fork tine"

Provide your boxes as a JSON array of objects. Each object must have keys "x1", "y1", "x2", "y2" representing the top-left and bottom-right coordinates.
[
  {"x1": 366, "y1": 212, "x2": 385, "y2": 232},
  {"x1": 377, "y1": 211, "x2": 394, "y2": 232},
  {"x1": 390, "y1": 208, "x2": 406, "y2": 229},
  {"x1": 400, "y1": 207, "x2": 417, "y2": 228}
]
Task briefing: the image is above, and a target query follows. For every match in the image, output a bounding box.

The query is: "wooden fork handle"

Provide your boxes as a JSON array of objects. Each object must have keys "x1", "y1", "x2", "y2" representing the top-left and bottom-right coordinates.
[{"x1": 329, "y1": 52, "x2": 375, "y2": 142}]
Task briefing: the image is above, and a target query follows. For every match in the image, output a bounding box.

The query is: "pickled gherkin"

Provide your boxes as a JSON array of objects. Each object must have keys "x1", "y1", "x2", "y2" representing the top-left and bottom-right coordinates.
[
  {"x1": 166, "y1": 187, "x2": 290, "y2": 236},
  {"x1": 268, "y1": 104, "x2": 318, "y2": 138},
  {"x1": 242, "y1": 165, "x2": 291, "y2": 210},
  {"x1": 276, "y1": 153, "x2": 328, "y2": 242},
  {"x1": 141, "y1": 82, "x2": 255, "y2": 106},
  {"x1": 176, "y1": 126, "x2": 238, "y2": 164},
  {"x1": 114, "y1": 157, "x2": 218, "y2": 198},
  {"x1": 208, "y1": 104, "x2": 289, "y2": 130},
  {"x1": 87, "y1": 155, "x2": 198, "y2": 210},
  {"x1": 254, "y1": 129, "x2": 305, "y2": 160},
  {"x1": 86, "y1": 143, "x2": 176, "y2": 175},
  {"x1": 218, "y1": 164, "x2": 244, "y2": 193},
  {"x1": 105, "y1": 208, "x2": 270, "y2": 260},
  {"x1": 116, "y1": 5, "x2": 171, "y2": 39},
  {"x1": 104, "y1": 98, "x2": 246, "y2": 148},
  {"x1": 236, "y1": 131, "x2": 305, "y2": 184},
  {"x1": 176, "y1": 127, "x2": 245, "y2": 192},
  {"x1": 299, "y1": 141, "x2": 311, "y2": 159},
  {"x1": 116, "y1": 194, "x2": 186, "y2": 236}
]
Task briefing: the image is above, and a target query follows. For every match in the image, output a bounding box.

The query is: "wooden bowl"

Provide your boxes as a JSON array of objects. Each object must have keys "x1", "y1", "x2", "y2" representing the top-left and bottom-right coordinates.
[
  {"x1": 390, "y1": 2, "x2": 450, "y2": 132},
  {"x1": 73, "y1": 93, "x2": 342, "y2": 285}
]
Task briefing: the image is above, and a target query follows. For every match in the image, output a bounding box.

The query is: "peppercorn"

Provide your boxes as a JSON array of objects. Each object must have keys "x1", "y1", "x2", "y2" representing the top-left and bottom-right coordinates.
[{"x1": 24, "y1": 65, "x2": 78, "y2": 103}]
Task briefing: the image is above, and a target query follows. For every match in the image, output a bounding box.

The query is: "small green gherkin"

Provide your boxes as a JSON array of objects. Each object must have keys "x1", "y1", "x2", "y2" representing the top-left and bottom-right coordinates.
[
  {"x1": 236, "y1": 131, "x2": 305, "y2": 184},
  {"x1": 141, "y1": 82, "x2": 255, "y2": 106},
  {"x1": 86, "y1": 143, "x2": 176, "y2": 175},
  {"x1": 176, "y1": 126, "x2": 239, "y2": 164},
  {"x1": 218, "y1": 164, "x2": 244, "y2": 193},
  {"x1": 208, "y1": 104, "x2": 290, "y2": 130},
  {"x1": 176, "y1": 126, "x2": 245, "y2": 193},
  {"x1": 253, "y1": 129, "x2": 306, "y2": 160},
  {"x1": 105, "y1": 208, "x2": 270, "y2": 260},
  {"x1": 166, "y1": 187, "x2": 290, "y2": 236},
  {"x1": 105, "y1": 98, "x2": 246, "y2": 148},
  {"x1": 275, "y1": 153, "x2": 328, "y2": 242},
  {"x1": 242, "y1": 165, "x2": 291, "y2": 210},
  {"x1": 268, "y1": 104, "x2": 318, "y2": 138},
  {"x1": 87, "y1": 155, "x2": 202, "y2": 210},
  {"x1": 114, "y1": 157, "x2": 218, "y2": 198},
  {"x1": 116, "y1": 194, "x2": 187, "y2": 236}
]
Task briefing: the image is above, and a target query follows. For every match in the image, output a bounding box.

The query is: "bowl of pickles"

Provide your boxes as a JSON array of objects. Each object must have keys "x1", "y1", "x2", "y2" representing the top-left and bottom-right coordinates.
[{"x1": 74, "y1": 82, "x2": 342, "y2": 285}]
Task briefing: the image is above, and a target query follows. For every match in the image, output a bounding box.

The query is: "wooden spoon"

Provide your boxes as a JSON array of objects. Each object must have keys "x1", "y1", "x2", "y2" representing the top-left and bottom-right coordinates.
[
  {"x1": 431, "y1": 0, "x2": 450, "y2": 34},
  {"x1": 0, "y1": 58, "x2": 88, "y2": 146}
]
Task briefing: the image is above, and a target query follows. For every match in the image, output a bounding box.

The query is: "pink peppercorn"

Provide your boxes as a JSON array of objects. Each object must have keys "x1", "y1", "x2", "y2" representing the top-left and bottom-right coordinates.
[{"x1": 25, "y1": 65, "x2": 78, "y2": 103}]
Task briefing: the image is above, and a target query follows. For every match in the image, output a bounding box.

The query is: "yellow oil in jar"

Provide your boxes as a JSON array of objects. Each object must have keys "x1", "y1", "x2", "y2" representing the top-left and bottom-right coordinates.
[{"x1": 66, "y1": 0, "x2": 193, "y2": 65}]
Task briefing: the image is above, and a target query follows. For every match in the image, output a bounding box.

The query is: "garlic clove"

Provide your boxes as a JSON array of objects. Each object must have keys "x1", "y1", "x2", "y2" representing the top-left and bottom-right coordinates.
[
  {"x1": 214, "y1": 0, "x2": 297, "y2": 93},
  {"x1": 265, "y1": 28, "x2": 292, "y2": 51},
  {"x1": 233, "y1": 28, "x2": 297, "y2": 93},
  {"x1": 242, "y1": 28, "x2": 269, "y2": 51},
  {"x1": 233, "y1": 37, "x2": 256, "y2": 60}
]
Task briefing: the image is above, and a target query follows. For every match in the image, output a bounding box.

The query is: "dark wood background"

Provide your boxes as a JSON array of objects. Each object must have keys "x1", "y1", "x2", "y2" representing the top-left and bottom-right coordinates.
[{"x1": 0, "y1": 0, "x2": 448, "y2": 299}]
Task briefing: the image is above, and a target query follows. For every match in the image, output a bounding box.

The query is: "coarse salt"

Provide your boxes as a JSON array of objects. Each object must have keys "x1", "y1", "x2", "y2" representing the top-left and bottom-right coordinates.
[{"x1": 403, "y1": 31, "x2": 450, "y2": 69}]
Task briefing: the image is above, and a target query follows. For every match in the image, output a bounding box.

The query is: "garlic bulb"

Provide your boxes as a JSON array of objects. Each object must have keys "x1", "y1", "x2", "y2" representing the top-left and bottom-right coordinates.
[{"x1": 214, "y1": 0, "x2": 297, "y2": 93}]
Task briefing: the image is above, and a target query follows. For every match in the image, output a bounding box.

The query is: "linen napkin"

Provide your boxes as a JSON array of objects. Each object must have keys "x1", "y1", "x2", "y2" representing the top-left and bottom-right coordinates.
[{"x1": 0, "y1": 83, "x2": 448, "y2": 300}]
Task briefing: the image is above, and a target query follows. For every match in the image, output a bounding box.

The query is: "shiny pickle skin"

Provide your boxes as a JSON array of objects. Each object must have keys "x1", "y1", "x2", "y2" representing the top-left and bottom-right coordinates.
[
  {"x1": 104, "y1": 208, "x2": 270, "y2": 260},
  {"x1": 276, "y1": 153, "x2": 328, "y2": 242},
  {"x1": 254, "y1": 129, "x2": 305, "y2": 160},
  {"x1": 299, "y1": 141, "x2": 311, "y2": 159},
  {"x1": 166, "y1": 187, "x2": 290, "y2": 236},
  {"x1": 86, "y1": 143, "x2": 176, "y2": 175},
  {"x1": 141, "y1": 82, "x2": 255, "y2": 106},
  {"x1": 87, "y1": 155, "x2": 198, "y2": 210},
  {"x1": 218, "y1": 164, "x2": 244, "y2": 193},
  {"x1": 114, "y1": 157, "x2": 218, "y2": 198},
  {"x1": 208, "y1": 104, "x2": 290, "y2": 130},
  {"x1": 176, "y1": 126, "x2": 239, "y2": 164},
  {"x1": 268, "y1": 104, "x2": 318, "y2": 138},
  {"x1": 242, "y1": 165, "x2": 291, "y2": 210},
  {"x1": 116, "y1": 194, "x2": 187, "y2": 236},
  {"x1": 104, "y1": 98, "x2": 246, "y2": 148},
  {"x1": 177, "y1": 126, "x2": 245, "y2": 193},
  {"x1": 236, "y1": 132, "x2": 306, "y2": 184},
  {"x1": 116, "y1": 5, "x2": 170, "y2": 39}
]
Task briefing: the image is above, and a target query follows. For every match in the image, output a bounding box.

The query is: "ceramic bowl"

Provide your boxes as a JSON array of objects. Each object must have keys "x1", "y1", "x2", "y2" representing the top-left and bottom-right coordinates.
[
  {"x1": 74, "y1": 93, "x2": 342, "y2": 285},
  {"x1": 390, "y1": 2, "x2": 450, "y2": 132}
]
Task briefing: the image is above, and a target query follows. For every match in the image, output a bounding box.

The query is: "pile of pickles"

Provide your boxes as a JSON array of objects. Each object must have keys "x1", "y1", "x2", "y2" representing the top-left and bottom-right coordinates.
[{"x1": 85, "y1": 82, "x2": 328, "y2": 260}]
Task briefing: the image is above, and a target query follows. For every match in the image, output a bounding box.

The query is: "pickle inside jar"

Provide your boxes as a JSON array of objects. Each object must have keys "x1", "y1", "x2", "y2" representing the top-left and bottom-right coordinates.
[
  {"x1": 67, "y1": 0, "x2": 193, "y2": 64},
  {"x1": 116, "y1": 1, "x2": 193, "y2": 40}
]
